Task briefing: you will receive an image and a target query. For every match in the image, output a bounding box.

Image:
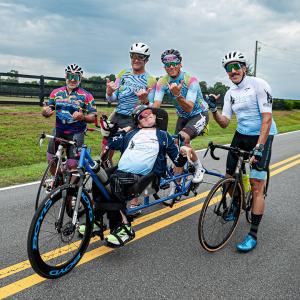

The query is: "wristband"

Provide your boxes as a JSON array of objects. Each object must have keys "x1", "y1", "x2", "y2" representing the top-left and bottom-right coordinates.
[
  {"x1": 173, "y1": 93, "x2": 181, "y2": 98},
  {"x1": 210, "y1": 107, "x2": 217, "y2": 113}
]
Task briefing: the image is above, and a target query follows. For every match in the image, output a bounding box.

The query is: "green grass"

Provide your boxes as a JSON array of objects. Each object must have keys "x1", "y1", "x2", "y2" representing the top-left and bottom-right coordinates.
[{"x1": 1, "y1": 105, "x2": 300, "y2": 187}]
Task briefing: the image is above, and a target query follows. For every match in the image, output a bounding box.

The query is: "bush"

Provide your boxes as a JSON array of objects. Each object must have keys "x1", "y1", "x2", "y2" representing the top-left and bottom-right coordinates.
[{"x1": 283, "y1": 100, "x2": 294, "y2": 110}]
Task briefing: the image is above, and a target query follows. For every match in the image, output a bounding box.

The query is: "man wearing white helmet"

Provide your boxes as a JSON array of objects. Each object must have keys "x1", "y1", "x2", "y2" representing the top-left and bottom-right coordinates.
[
  {"x1": 42, "y1": 64, "x2": 97, "y2": 171},
  {"x1": 104, "y1": 42, "x2": 157, "y2": 213},
  {"x1": 206, "y1": 51, "x2": 277, "y2": 252}
]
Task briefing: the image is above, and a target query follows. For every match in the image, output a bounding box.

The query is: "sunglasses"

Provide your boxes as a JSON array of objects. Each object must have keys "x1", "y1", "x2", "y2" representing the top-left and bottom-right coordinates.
[
  {"x1": 138, "y1": 109, "x2": 153, "y2": 120},
  {"x1": 225, "y1": 63, "x2": 243, "y2": 73},
  {"x1": 130, "y1": 53, "x2": 147, "y2": 61},
  {"x1": 66, "y1": 73, "x2": 81, "y2": 81},
  {"x1": 164, "y1": 61, "x2": 180, "y2": 68}
]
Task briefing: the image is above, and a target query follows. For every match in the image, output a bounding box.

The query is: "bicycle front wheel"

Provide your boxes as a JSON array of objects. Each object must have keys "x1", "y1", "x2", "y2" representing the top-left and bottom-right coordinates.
[
  {"x1": 28, "y1": 185, "x2": 94, "y2": 279},
  {"x1": 198, "y1": 177, "x2": 242, "y2": 252}
]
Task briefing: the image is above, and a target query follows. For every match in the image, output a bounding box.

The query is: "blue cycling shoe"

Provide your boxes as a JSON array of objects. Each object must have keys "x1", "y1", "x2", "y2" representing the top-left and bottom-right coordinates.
[
  {"x1": 224, "y1": 205, "x2": 238, "y2": 221},
  {"x1": 236, "y1": 234, "x2": 257, "y2": 252}
]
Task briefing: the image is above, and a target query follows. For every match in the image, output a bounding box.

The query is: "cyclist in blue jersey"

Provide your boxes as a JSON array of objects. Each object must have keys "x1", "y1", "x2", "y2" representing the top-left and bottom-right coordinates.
[
  {"x1": 206, "y1": 51, "x2": 277, "y2": 252},
  {"x1": 104, "y1": 42, "x2": 157, "y2": 213},
  {"x1": 42, "y1": 63, "x2": 97, "y2": 171},
  {"x1": 152, "y1": 49, "x2": 208, "y2": 200}
]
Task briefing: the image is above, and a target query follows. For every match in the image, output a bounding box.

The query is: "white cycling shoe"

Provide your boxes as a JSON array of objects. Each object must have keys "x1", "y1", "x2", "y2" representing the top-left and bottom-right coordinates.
[{"x1": 192, "y1": 168, "x2": 205, "y2": 183}]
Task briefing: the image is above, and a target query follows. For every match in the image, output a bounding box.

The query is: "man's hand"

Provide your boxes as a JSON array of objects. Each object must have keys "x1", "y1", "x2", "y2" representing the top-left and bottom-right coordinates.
[
  {"x1": 72, "y1": 109, "x2": 84, "y2": 121},
  {"x1": 206, "y1": 94, "x2": 220, "y2": 112},
  {"x1": 106, "y1": 78, "x2": 118, "y2": 96},
  {"x1": 168, "y1": 80, "x2": 184, "y2": 97},
  {"x1": 42, "y1": 104, "x2": 54, "y2": 118},
  {"x1": 135, "y1": 88, "x2": 151, "y2": 104},
  {"x1": 250, "y1": 144, "x2": 264, "y2": 164}
]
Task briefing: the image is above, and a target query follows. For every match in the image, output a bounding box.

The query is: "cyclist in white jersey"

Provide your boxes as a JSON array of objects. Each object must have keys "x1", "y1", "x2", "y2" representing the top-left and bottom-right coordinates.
[{"x1": 206, "y1": 51, "x2": 277, "y2": 252}]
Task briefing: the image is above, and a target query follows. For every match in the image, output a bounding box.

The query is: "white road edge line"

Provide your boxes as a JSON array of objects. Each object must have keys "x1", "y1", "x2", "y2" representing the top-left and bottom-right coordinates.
[{"x1": 1, "y1": 129, "x2": 300, "y2": 192}]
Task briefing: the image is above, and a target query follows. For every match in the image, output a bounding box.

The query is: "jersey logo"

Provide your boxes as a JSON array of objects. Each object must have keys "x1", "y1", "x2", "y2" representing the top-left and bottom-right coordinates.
[
  {"x1": 244, "y1": 87, "x2": 251, "y2": 91},
  {"x1": 230, "y1": 95, "x2": 236, "y2": 105},
  {"x1": 129, "y1": 140, "x2": 135, "y2": 149},
  {"x1": 264, "y1": 89, "x2": 273, "y2": 104}
]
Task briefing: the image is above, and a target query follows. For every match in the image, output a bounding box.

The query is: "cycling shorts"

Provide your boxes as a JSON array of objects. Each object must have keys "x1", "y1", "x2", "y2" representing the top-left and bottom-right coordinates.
[
  {"x1": 47, "y1": 128, "x2": 84, "y2": 159},
  {"x1": 226, "y1": 131, "x2": 274, "y2": 180},
  {"x1": 175, "y1": 111, "x2": 209, "y2": 140},
  {"x1": 110, "y1": 112, "x2": 134, "y2": 129}
]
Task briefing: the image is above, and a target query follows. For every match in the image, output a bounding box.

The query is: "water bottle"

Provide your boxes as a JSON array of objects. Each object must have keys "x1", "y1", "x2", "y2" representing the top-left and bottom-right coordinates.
[{"x1": 242, "y1": 173, "x2": 251, "y2": 193}]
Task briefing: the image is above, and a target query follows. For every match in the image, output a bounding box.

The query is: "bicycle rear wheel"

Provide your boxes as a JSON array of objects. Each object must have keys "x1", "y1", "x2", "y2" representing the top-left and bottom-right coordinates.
[
  {"x1": 28, "y1": 185, "x2": 93, "y2": 279},
  {"x1": 198, "y1": 177, "x2": 242, "y2": 252},
  {"x1": 245, "y1": 168, "x2": 270, "y2": 223},
  {"x1": 35, "y1": 159, "x2": 63, "y2": 210}
]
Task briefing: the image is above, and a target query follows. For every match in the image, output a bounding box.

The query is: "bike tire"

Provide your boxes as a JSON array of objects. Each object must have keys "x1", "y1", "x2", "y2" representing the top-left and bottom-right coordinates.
[
  {"x1": 35, "y1": 159, "x2": 61, "y2": 211},
  {"x1": 245, "y1": 168, "x2": 270, "y2": 223},
  {"x1": 28, "y1": 185, "x2": 93, "y2": 279},
  {"x1": 198, "y1": 177, "x2": 242, "y2": 252}
]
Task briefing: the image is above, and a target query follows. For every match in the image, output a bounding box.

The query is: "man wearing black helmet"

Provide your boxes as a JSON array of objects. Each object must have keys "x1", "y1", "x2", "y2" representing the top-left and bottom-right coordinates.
[
  {"x1": 206, "y1": 51, "x2": 277, "y2": 252},
  {"x1": 152, "y1": 49, "x2": 209, "y2": 199},
  {"x1": 99, "y1": 105, "x2": 198, "y2": 247}
]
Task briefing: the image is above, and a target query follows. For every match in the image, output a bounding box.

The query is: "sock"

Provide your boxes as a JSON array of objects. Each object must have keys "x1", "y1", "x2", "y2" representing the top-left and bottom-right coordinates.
[
  {"x1": 193, "y1": 160, "x2": 203, "y2": 170},
  {"x1": 249, "y1": 213, "x2": 263, "y2": 240}
]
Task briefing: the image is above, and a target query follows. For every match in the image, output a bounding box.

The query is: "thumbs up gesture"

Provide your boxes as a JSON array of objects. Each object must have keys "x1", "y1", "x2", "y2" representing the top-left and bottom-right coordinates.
[
  {"x1": 72, "y1": 108, "x2": 84, "y2": 121},
  {"x1": 106, "y1": 78, "x2": 118, "y2": 96}
]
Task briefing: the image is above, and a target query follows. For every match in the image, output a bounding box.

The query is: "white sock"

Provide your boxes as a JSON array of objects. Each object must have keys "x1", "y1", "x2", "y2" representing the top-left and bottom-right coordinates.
[{"x1": 193, "y1": 160, "x2": 203, "y2": 170}]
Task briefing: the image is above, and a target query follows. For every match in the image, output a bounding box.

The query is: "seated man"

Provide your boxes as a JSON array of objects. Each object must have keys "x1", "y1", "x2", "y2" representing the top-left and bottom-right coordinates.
[{"x1": 100, "y1": 105, "x2": 204, "y2": 248}]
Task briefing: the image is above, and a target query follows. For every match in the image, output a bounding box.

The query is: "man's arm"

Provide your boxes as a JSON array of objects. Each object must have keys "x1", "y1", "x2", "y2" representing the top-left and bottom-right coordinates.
[
  {"x1": 211, "y1": 110, "x2": 230, "y2": 128},
  {"x1": 257, "y1": 113, "x2": 272, "y2": 145}
]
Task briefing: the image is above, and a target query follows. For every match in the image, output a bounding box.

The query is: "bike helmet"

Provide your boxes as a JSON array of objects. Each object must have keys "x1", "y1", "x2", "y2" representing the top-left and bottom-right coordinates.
[
  {"x1": 222, "y1": 51, "x2": 246, "y2": 67},
  {"x1": 161, "y1": 49, "x2": 182, "y2": 63},
  {"x1": 65, "y1": 63, "x2": 83, "y2": 76},
  {"x1": 132, "y1": 105, "x2": 152, "y2": 125},
  {"x1": 130, "y1": 42, "x2": 151, "y2": 57}
]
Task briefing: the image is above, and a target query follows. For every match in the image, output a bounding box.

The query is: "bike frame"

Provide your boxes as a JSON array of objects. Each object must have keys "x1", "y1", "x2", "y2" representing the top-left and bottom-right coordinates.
[{"x1": 73, "y1": 145, "x2": 225, "y2": 217}]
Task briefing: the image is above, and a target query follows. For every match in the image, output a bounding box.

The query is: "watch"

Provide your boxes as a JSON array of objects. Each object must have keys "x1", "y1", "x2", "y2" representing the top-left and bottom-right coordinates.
[{"x1": 255, "y1": 143, "x2": 264, "y2": 151}]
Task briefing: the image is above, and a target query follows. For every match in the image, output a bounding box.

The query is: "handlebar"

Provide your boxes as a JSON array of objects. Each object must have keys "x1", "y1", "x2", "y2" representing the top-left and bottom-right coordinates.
[
  {"x1": 38, "y1": 132, "x2": 77, "y2": 147},
  {"x1": 204, "y1": 142, "x2": 252, "y2": 161}
]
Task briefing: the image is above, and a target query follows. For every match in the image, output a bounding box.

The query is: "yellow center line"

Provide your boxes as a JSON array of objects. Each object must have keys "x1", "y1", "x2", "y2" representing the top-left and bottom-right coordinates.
[{"x1": 0, "y1": 155, "x2": 300, "y2": 299}]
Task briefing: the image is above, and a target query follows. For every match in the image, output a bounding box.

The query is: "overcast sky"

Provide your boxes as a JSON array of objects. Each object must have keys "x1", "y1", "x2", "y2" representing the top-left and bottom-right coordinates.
[{"x1": 0, "y1": 0, "x2": 299, "y2": 99}]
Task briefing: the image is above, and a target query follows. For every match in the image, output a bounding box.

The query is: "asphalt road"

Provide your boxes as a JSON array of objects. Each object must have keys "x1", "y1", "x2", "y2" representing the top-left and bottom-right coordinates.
[{"x1": 0, "y1": 131, "x2": 300, "y2": 299}]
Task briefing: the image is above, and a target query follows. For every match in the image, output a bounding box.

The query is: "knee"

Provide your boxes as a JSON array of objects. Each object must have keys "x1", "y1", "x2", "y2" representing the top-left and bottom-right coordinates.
[
  {"x1": 67, "y1": 159, "x2": 78, "y2": 170},
  {"x1": 179, "y1": 131, "x2": 191, "y2": 145}
]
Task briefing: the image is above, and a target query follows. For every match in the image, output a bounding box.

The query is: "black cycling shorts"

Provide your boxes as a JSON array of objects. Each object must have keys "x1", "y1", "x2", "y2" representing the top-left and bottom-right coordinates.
[
  {"x1": 226, "y1": 131, "x2": 274, "y2": 179},
  {"x1": 47, "y1": 128, "x2": 84, "y2": 159},
  {"x1": 175, "y1": 111, "x2": 209, "y2": 140}
]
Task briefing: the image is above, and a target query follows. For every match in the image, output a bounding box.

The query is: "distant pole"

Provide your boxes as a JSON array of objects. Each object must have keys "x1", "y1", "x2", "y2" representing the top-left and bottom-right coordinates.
[{"x1": 254, "y1": 40, "x2": 258, "y2": 77}]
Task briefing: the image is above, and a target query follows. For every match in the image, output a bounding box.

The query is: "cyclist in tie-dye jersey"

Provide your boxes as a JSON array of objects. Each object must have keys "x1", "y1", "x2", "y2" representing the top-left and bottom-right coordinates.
[
  {"x1": 105, "y1": 42, "x2": 157, "y2": 213},
  {"x1": 42, "y1": 64, "x2": 97, "y2": 170},
  {"x1": 152, "y1": 49, "x2": 209, "y2": 201}
]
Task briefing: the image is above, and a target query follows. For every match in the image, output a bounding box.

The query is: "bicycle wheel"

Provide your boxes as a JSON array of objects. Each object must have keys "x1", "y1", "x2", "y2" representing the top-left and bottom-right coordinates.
[
  {"x1": 28, "y1": 185, "x2": 94, "y2": 279},
  {"x1": 245, "y1": 168, "x2": 270, "y2": 223},
  {"x1": 35, "y1": 159, "x2": 63, "y2": 210},
  {"x1": 198, "y1": 177, "x2": 242, "y2": 252}
]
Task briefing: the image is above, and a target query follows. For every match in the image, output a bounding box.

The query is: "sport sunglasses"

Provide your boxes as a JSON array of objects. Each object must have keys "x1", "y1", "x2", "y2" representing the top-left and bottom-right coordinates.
[
  {"x1": 164, "y1": 61, "x2": 180, "y2": 68},
  {"x1": 66, "y1": 73, "x2": 81, "y2": 81},
  {"x1": 130, "y1": 53, "x2": 148, "y2": 61},
  {"x1": 225, "y1": 63, "x2": 243, "y2": 73}
]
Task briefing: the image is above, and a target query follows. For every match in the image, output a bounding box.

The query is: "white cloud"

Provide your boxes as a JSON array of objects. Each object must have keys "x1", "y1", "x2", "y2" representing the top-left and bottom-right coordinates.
[{"x1": 0, "y1": 0, "x2": 299, "y2": 99}]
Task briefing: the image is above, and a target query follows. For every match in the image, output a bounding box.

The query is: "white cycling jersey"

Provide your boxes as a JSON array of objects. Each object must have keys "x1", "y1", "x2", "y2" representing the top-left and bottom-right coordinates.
[{"x1": 222, "y1": 75, "x2": 277, "y2": 136}]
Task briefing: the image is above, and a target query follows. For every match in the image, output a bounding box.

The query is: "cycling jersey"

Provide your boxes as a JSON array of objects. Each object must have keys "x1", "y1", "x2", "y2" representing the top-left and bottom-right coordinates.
[
  {"x1": 154, "y1": 71, "x2": 208, "y2": 118},
  {"x1": 48, "y1": 86, "x2": 96, "y2": 134},
  {"x1": 107, "y1": 69, "x2": 156, "y2": 116},
  {"x1": 222, "y1": 76, "x2": 277, "y2": 136}
]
